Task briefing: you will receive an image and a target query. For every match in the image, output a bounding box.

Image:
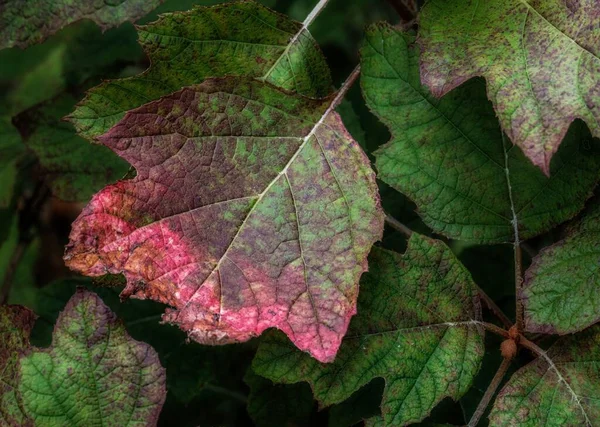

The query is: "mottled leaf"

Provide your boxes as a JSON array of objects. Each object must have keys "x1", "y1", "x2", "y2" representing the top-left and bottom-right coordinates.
[
  {"x1": 523, "y1": 201, "x2": 600, "y2": 334},
  {"x1": 419, "y1": 0, "x2": 600, "y2": 173},
  {"x1": 64, "y1": 77, "x2": 383, "y2": 363},
  {"x1": 16, "y1": 93, "x2": 129, "y2": 202},
  {"x1": 245, "y1": 370, "x2": 314, "y2": 427},
  {"x1": 69, "y1": 0, "x2": 332, "y2": 140},
  {"x1": 0, "y1": 305, "x2": 36, "y2": 427},
  {"x1": 19, "y1": 288, "x2": 166, "y2": 426},
  {"x1": 252, "y1": 235, "x2": 484, "y2": 426},
  {"x1": 0, "y1": 118, "x2": 25, "y2": 209},
  {"x1": 362, "y1": 23, "x2": 600, "y2": 244},
  {"x1": 0, "y1": 0, "x2": 163, "y2": 49},
  {"x1": 490, "y1": 325, "x2": 600, "y2": 426}
]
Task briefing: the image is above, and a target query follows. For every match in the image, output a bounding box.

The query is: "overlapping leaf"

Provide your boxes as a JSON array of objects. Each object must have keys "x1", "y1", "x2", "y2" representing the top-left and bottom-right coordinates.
[
  {"x1": 69, "y1": 0, "x2": 332, "y2": 140},
  {"x1": 0, "y1": 0, "x2": 163, "y2": 49},
  {"x1": 418, "y1": 0, "x2": 600, "y2": 173},
  {"x1": 490, "y1": 325, "x2": 600, "y2": 425},
  {"x1": 361, "y1": 23, "x2": 600, "y2": 244},
  {"x1": 0, "y1": 305, "x2": 36, "y2": 426},
  {"x1": 252, "y1": 235, "x2": 484, "y2": 426},
  {"x1": 16, "y1": 94, "x2": 129, "y2": 202},
  {"x1": 64, "y1": 77, "x2": 383, "y2": 363},
  {"x1": 14, "y1": 288, "x2": 166, "y2": 426},
  {"x1": 522, "y1": 201, "x2": 600, "y2": 334}
]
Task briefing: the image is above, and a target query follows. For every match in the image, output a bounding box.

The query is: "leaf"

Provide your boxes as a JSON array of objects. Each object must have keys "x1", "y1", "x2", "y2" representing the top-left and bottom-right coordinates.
[
  {"x1": 522, "y1": 201, "x2": 600, "y2": 334},
  {"x1": 0, "y1": 0, "x2": 163, "y2": 49},
  {"x1": 418, "y1": 0, "x2": 600, "y2": 174},
  {"x1": 252, "y1": 234, "x2": 484, "y2": 426},
  {"x1": 0, "y1": 117, "x2": 25, "y2": 208},
  {"x1": 64, "y1": 77, "x2": 383, "y2": 363},
  {"x1": 0, "y1": 305, "x2": 36, "y2": 427},
  {"x1": 490, "y1": 325, "x2": 600, "y2": 425},
  {"x1": 361, "y1": 23, "x2": 600, "y2": 244},
  {"x1": 17, "y1": 288, "x2": 166, "y2": 426},
  {"x1": 68, "y1": 0, "x2": 333, "y2": 140},
  {"x1": 15, "y1": 93, "x2": 129, "y2": 202},
  {"x1": 245, "y1": 370, "x2": 314, "y2": 427}
]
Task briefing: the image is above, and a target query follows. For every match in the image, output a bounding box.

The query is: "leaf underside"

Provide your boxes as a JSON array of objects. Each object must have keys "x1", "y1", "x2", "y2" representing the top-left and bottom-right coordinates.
[
  {"x1": 18, "y1": 289, "x2": 166, "y2": 426},
  {"x1": 419, "y1": 0, "x2": 600, "y2": 174},
  {"x1": 64, "y1": 77, "x2": 383, "y2": 363},
  {"x1": 523, "y1": 201, "x2": 600, "y2": 335},
  {"x1": 490, "y1": 325, "x2": 600, "y2": 426},
  {"x1": 68, "y1": 0, "x2": 332, "y2": 141},
  {"x1": 252, "y1": 234, "x2": 484, "y2": 426},
  {"x1": 0, "y1": 0, "x2": 163, "y2": 49},
  {"x1": 362, "y1": 23, "x2": 600, "y2": 244}
]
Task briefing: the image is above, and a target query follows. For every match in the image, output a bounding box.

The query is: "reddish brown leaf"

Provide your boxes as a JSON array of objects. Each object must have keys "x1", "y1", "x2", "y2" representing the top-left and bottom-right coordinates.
[{"x1": 64, "y1": 78, "x2": 383, "y2": 362}]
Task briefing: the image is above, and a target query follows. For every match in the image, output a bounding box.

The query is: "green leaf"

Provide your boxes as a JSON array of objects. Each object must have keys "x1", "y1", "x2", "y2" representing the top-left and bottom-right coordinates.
[
  {"x1": 490, "y1": 325, "x2": 600, "y2": 425},
  {"x1": 0, "y1": 118, "x2": 26, "y2": 209},
  {"x1": 15, "y1": 93, "x2": 129, "y2": 202},
  {"x1": 361, "y1": 23, "x2": 600, "y2": 244},
  {"x1": 0, "y1": 305, "x2": 36, "y2": 427},
  {"x1": 0, "y1": 0, "x2": 163, "y2": 49},
  {"x1": 522, "y1": 201, "x2": 600, "y2": 334},
  {"x1": 252, "y1": 234, "x2": 484, "y2": 426},
  {"x1": 245, "y1": 370, "x2": 314, "y2": 427},
  {"x1": 18, "y1": 288, "x2": 166, "y2": 426},
  {"x1": 69, "y1": 0, "x2": 333, "y2": 140},
  {"x1": 418, "y1": 0, "x2": 600, "y2": 174}
]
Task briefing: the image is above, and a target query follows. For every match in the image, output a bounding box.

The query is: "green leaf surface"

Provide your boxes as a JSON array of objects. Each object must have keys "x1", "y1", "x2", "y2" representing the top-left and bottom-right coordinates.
[
  {"x1": 0, "y1": 305, "x2": 36, "y2": 427},
  {"x1": 0, "y1": 0, "x2": 163, "y2": 49},
  {"x1": 245, "y1": 370, "x2": 314, "y2": 427},
  {"x1": 0, "y1": 118, "x2": 25, "y2": 209},
  {"x1": 252, "y1": 234, "x2": 484, "y2": 426},
  {"x1": 418, "y1": 0, "x2": 600, "y2": 174},
  {"x1": 523, "y1": 201, "x2": 600, "y2": 334},
  {"x1": 69, "y1": 0, "x2": 333, "y2": 141},
  {"x1": 361, "y1": 23, "x2": 600, "y2": 244},
  {"x1": 16, "y1": 93, "x2": 129, "y2": 202},
  {"x1": 490, "y1": 325, "x2": 600, "y2": 426},
  {"x1": 18, "y1": 288, "x2": 166, "y2": 426}
]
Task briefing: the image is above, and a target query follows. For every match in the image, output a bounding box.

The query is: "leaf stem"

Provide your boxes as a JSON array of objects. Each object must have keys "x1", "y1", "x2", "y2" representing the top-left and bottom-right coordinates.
[
  {"x1": 384, "y1": 213, "x2": 412, "y2": 238},
  {"x1": 514, "y1": 244, "x2": 524, "y2": 330},
  {"x1": 330, "y1": 65, "x2": 361, "y2": 111},
  {"x1": 202, "y1": 383, "x2": 248, "y2": 404},
  {"x1": 302, "y1": 0, "x2": 331, "y2": 28},
  {"x1": 0, "y1": 241, "x2": 28, "y2": 304},
  {"x1": 474, "y1": 284, "x2": 513, "y2": 329},
  {"x1": 467, "y1": 357, "x2": 512, "y2": 427}
]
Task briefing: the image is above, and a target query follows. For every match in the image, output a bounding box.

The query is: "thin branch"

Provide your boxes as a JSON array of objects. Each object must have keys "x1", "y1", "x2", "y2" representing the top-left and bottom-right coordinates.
[
  {"x1": 202, "y1": 383, "x2": 248, "y2": 404},
  {"x1": 514, "y1": 244, "x2": 524, "y2": 330},
  {"x1": 384, "y1": 213, "x2": 412, "y2": 238},
  {"x1": 481, "y1": 322, "x2": 509, "y2": 339},
  {"x1": 474, "y1": 284, "x2": 513, "y2": 329},
  {"x1": 468, "y1": 357, "x2": 512, "y2": 427}
]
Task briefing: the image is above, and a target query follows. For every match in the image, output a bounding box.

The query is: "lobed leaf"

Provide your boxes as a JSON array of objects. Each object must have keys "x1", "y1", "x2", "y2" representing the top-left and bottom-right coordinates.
[
  {"x1": 0, "y1": 305, "x2": 36, "y2": 427},
  {"x1": 418, "y1": 0, "x2": 600, "y2": 174},
  {"x1": 252, "y1": 234, "x2": 484, "y2": 426},
  {"x1": 490, "y1": 325, "x2": 600, "y2": 426},
  {"x1": 0, "y1": 0, "x2": 163, "y2": 49},
  {"x1": 18, "y1": 288, "x2": 166, "y2": 426},
  {"x1": 361, "y1": 23, "x2": 600, "y2": 244},
  {"x1": 64, "y1": 77, "x2": 384, "y2": 363},
  {"x1": 522, "y1": 201, "x2": 600, "y2": 334},
  {"x1": 69, "y1": 0, "x2": 332, "y2": 141}
]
